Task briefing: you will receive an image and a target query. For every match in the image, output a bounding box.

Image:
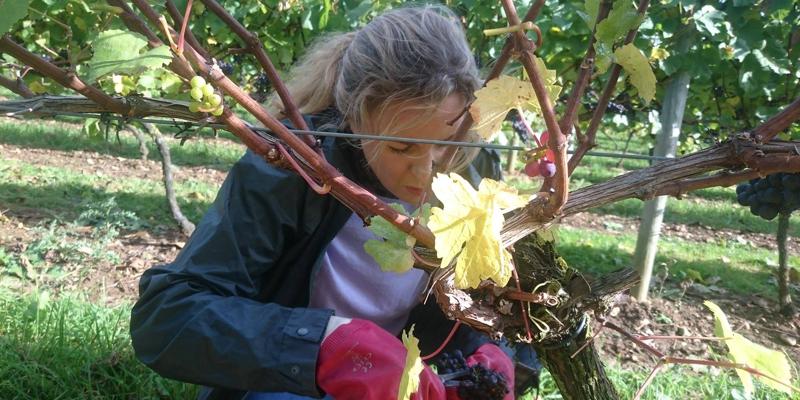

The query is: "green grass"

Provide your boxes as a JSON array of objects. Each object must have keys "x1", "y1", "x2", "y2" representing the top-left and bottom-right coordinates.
[
  {"x1": 0, "y1": 158, "x2": 218, "y2": 226},
  {"x1": 531, "y1": 364, "x2": 798, "y2": 399},
  {"x1": 555, "y1": 225, "x2": 799, "y2": 297},
  {"x1": 0, "y1": 291, "x2": 793, "y2": 400},
  {"x1": 0, "y1": 118, "x2": 244, "y2": 170},
  {"x1": 0, "y1": 290, "x2": 198, "y2": 399}
]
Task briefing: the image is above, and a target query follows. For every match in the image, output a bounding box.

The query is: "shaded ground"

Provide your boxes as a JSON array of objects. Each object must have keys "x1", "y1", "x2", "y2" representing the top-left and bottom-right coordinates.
[{"x1": 1, "y1": 142, "x2": 798, "y2": 371}]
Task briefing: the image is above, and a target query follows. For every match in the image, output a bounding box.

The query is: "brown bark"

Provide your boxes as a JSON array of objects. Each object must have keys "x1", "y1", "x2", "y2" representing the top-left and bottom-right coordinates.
[
  {"x1": 149, "y1": 123, "x2": 195, "y2": 236},
  {"x1": 0, "y1": 75, "x2": 34, "y2": 98},
  {"x1": 535, "y1": 335, "x2": 620, "y2": 400},
  {"x1": 501, "y1": 0, "x2": 569, "y2": 216},
  {"x1": 0, "y1": 36, "x2": 129, "y2": 115}
]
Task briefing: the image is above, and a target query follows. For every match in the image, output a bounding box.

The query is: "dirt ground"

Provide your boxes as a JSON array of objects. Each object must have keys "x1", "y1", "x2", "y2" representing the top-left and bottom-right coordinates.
[{"x1": 1, "y1": 143, "x2": 798, "y2": 369}]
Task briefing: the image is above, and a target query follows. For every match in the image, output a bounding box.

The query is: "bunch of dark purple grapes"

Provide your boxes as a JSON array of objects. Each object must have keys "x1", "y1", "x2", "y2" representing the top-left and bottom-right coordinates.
[
  {"x1": 736, "y1": 172, "x2": 800, "y2": 220},
  {"x1": 435, "y1": 350, "x2": 509, "y2": 400},
  {"x1": 249, "y1": 72, "x2": 272, "y2": 102}
]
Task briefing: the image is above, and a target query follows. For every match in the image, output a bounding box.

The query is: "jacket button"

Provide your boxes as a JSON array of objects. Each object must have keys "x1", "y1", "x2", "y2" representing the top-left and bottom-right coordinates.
[
  {"x1": 290, "y1": 366, "x2": 300, "y2": 375},
  {"x1": 297, "y1": 327, "x2": 309, "y2": 336}
]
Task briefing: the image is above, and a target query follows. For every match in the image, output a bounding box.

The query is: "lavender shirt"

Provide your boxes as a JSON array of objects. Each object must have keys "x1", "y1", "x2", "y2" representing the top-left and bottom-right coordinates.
[{"x1": 309, "y1": 202, "x2": 429, "y2": 335}]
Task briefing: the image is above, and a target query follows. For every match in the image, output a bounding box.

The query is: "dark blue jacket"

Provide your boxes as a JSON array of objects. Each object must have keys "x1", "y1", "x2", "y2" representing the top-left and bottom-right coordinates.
[{"x1": 129, "y1": 113, "x2": 505, "y2": 399}]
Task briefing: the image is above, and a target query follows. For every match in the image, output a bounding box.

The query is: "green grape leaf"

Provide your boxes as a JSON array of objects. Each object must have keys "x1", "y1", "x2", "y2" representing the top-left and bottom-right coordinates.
[
  {"x1": 0, "y1": 0, "x2": 30, "y2": 35},
  {"x1": 704, "y1": 301, "x2": 795, "y2": 397},
  {"x1": 692, "y1": 5, "x2": 726, "y2": 37},
  {"x1": 364, "y1": 203, "x2": 430, "y2": 274},
  {"x1": 595, "y1": 0, "x2": 643, "y2": 47},
  {"x1": 86, "y1": 30, "x2": 173, "y2": 82},
  {"x1": 398, "y1": 325, "x2": 424, "y2": 400},
  {"x1": 614, "y1": 43, "x2": 656, "y2": 104},
  {"x1": 583, "y1": 0, "x2": 600, "y2": 29}
]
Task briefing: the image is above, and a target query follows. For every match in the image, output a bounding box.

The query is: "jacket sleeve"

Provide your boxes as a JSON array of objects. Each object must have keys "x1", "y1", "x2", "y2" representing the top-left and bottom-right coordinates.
[{"x1": 130, "y1": 151, "x2": 333, "y2": 397}]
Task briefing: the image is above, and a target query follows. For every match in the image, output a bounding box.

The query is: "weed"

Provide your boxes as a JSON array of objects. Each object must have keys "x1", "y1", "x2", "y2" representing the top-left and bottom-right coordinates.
[{"x1": 1, "y1": 198, "x2": 140, "y2": 287}]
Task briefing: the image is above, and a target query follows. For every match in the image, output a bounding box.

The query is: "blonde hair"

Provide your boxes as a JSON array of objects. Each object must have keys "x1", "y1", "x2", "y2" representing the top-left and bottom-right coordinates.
[{"x1": 269, "y1": 5, "x2": 481, "y2": 171}]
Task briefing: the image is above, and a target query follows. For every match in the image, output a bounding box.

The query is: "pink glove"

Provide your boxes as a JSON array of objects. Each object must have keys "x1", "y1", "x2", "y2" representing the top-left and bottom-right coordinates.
[{"x1": 316, "y1": 319, "x2": 446, "y2": 400}]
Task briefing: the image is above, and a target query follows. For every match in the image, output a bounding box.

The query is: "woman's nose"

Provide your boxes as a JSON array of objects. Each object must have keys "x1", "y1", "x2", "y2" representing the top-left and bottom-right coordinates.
[{"x1": 410, "y1": 150, "x2": 435, "y2": 179}]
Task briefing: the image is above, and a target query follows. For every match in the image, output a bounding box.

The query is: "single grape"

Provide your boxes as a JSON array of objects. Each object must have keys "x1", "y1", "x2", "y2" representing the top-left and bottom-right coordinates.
[
  {"x1": 211, "y1": 106, "x2": 224, "y2": 117},
  {"x1": 538, "y1": 160, "x2": 556, "y2": 178},
  {"x1": 735, "y1": 184, "x2": 750, "y2": 195},
  {"x1": 189, "y1": 103, "x2": 200, "y2": 113},
  {"x1": 190, "y1": 87, "x2": 204, "y2": 101},
  {"x1": 762, "y1": 188, "x2": 782, "y2": 205},
  {"x1": 190, "y1": 75, "x2": 206, "y2": 89},
  {"x1": 209, "y1": 93, "x2": 222, "y2": 107},
  {"x1": 524, "y1": 161, "x2": 540, "y2": 177},
  {"x1": 757, "y1": 204, "x2": 779, "y2": 220},
  {"x1": 767, "y1": 173, "x2": 783, "y2": 188},
  {"x1": 736, "y1": 192, "x2": 751, "y2": 207},
  {"x1": 782, "y1": 174, "x2": 800, "y2": 190},
  {"x1": 202, "y1": 83, "x2": 215, "y2": 98}
]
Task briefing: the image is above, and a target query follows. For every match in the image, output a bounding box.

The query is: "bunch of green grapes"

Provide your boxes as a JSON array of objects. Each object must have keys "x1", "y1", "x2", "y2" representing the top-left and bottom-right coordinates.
[{"x1": 188, "y1": 76, "x2": 224, "y2": 116}]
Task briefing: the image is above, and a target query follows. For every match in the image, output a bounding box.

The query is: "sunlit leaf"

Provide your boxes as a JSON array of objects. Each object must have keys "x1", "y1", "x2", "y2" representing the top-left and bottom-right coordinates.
[
  {"x1": 469, "y1": 61, "x2": 560, "y2": 141},
  {"x1": 428, "y1": 174, "x2": 529, "y2": 289},
  {"x1": 398, "y1": 325, "x2": 424, "y2": 400},
  {"x1": 704, "y1": 301, "x2": 794, "y2": 397},
  {"x1": 595, "y1": 0, "x2": 643, "y2": 47},
  {"x1": 614, "y1": 43, "x2": 656, "y2": 104},
  {"x1": 86, "y1": 30, "x2": 173, "y2": 82}
]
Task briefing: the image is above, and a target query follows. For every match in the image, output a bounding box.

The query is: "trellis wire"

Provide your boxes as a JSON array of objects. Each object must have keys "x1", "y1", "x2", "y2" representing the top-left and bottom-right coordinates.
[{"x1": 0, "y1": 108, "x2": 674, "y2": 162}]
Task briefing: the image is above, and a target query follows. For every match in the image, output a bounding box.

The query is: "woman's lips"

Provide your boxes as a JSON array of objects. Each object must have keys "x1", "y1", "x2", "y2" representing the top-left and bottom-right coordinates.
[{"x1": 405, "y1": 186, "x2": 424, "y2": 196}]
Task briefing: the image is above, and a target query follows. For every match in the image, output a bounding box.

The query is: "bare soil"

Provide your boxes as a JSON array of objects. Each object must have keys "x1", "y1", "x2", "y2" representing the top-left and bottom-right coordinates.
[{"x1": 1, "y1": 143, "x2": 798, "y2": 368}]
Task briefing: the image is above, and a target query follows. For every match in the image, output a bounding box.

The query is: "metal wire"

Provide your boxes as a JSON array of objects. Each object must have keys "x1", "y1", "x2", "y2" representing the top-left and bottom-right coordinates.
[{"x1": 1, "y1": 108, "x2": 675, "y2": 162}]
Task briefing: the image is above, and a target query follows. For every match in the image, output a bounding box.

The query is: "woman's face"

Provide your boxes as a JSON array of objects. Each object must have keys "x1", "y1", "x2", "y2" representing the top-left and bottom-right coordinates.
[{"x1": 358, "y1": 94, "x2": 466, "y2": 204}]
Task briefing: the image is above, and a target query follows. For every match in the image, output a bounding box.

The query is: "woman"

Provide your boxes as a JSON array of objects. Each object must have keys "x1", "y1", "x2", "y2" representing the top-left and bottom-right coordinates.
[{"x1": 130, "y1": 5, "x2": 514, "y2": 399}]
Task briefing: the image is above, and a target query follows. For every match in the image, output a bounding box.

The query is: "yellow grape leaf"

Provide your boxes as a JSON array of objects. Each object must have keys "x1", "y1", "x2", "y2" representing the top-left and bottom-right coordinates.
[
  {"x1": 428, "y1": 173, "x2": 529, "y2": 289},
  {"x1": 469, "y1": 59, "x2": 561, "y2": 141},
  {"x1": 704, "y1": 301, "x2": 794, "y2": 396},
  {"x1": 398, "y1": 325, "x2": 424, "y2": 400},
  {"x1": 614, "y1": 43, "x2": 656, "y2": 104},
  {"x1": 649, "y1": 47, "x2": 670, "y2": 61}
]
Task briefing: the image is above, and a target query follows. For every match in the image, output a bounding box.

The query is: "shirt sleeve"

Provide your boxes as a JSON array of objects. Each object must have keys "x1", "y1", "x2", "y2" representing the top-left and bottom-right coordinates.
[{"x1": 130, "y1": 151, "x2": 333, "y2": 397}]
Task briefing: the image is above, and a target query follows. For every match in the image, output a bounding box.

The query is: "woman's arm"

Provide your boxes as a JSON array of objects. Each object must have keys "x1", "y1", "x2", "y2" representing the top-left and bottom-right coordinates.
[{"x1": 130, "y1": 151, "x2": 334, "y2": 397}]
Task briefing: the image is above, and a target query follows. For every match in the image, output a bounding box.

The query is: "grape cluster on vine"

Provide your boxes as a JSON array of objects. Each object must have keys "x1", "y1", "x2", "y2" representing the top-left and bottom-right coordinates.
[
  {"x1": 250, "y1": 73, "x2": 272, "y2": 102},
  {"x1": 188, "y1": 76, "x2": 224, "y2": 116},
  {"x1": 736, "y1": 172, "x2": 800, "y2": 220},
  {"x1": 217, "y1": 60, "x2": 234, "y2": 75},
  {"x1": 435, "y1": 351, "x2": 509, "y2": 400}
]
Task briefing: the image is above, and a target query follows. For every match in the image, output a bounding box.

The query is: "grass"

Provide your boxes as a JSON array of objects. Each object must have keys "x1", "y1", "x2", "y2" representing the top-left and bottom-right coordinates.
[
  {"x1": 533, "y1": 365, "x2": 798, "y2": 399},
  {"x1": 0, "y1": 290, "x2": 198, "y2": 399},
  {"x1": 556, "y1": 225, "x2": 799, "y2": 297},
  {"x1": 0, "y1": 158, "x2": 218, "y2": 226},
  {"x1": 0, "y1": 118, "x2": 244, "y2": 170}
]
